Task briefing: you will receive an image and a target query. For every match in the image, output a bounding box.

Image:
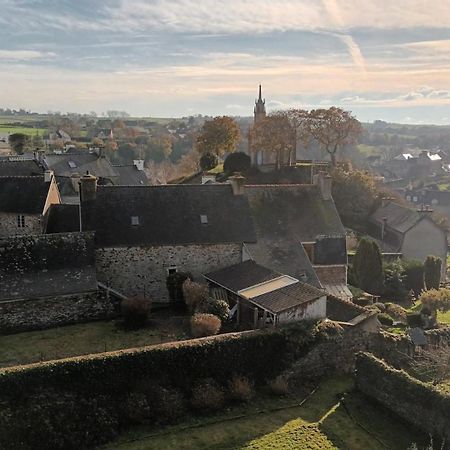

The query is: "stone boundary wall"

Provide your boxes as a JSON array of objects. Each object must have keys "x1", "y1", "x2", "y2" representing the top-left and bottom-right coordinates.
[
  {"x1": 0, "y1": 290, "x2": 115, "y2": 334},
  {"x1": 355, "y1": 352, "x2": 450, "y2": 443}
]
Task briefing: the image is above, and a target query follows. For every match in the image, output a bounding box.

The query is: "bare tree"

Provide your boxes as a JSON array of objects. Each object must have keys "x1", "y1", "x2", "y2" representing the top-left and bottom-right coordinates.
[{"x1": 411, "y1": 345, "x2": 450, "y2": 385}]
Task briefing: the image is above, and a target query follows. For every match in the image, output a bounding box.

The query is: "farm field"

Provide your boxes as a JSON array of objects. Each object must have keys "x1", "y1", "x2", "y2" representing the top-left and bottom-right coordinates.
[
  {"x1": 0, "y1": 317, "x2": 188, "y2": 368},
  {"x1": 0, "y1": 124, "x2": 47, "y2": 136},
  {"x1": 106, "y1": 377, "x2": 426, "y2": 450}
]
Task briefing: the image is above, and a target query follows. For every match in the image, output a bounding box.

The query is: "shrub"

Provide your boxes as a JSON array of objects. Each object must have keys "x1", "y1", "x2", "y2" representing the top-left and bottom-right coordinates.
[
  {"x1": 228, "y1": 375, "x2": 253, "y2": 403},
  {"x1": 407, "y1": 312, "x2": 423, "y2": 328},
  {"x1": 377, "y1": 312, "x2": 394, "y2": 326},
  {"x1": 424, "y1": 255, "x2": 442, "y2": 290},
  {"x1": 166, "y1": 272, "x2": 192, "y2": 302},
  {"x1": 182, "y1": 279, "x2": 208, "y2": 313},
  {"x1": 223, "y1": 152, "x2": 251, "y2": 174},
  {"x1": 268, "y1": 374, "x2": 290, "y2": 396},
  {"x1": 121, "y1": 296, "x2": 151, "y2": 329},
  {"x1": 196, "y1": 297, "x2": 230, "y2": 322},
  {"x1": 190, "y1": 313, "x2": 221, "y2": 337},
  {"x1": 404, "y1": 259, "x2": 424, "y2": 297},
  {"x1": 372, "y1": 302, "x2": 386, "y2": 312},
  {"x1": 190, "y1": 379, "x2": 225, "y2": 412},
  {"x1": 383, "y1": 259, "x2": 408, "y2": 301},
  {"x1": 385, "y1": 302, "x2": 407, "y2": 321},
  {"x1": 199, "y1": 152, "x2": 218, "y2": 171},
  {"x1": 353, "y1": 238, "x2": 384, "y2": 295}
]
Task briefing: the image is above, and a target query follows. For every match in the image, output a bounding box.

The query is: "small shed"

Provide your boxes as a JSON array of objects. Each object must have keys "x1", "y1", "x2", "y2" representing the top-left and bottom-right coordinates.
[{"x1": 204, "y1": 260, "x2": 327, "y2": 328}]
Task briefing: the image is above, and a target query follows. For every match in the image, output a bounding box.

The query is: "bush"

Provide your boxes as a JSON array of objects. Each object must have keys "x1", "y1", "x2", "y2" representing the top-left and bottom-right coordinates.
[
  {"x1": 378, "y1": 312, "x2": 394, "y2": 326},
  {"x1": 121, "y1": 296, "x2": 151, "y2": 329},
  {"x1": 372, "y1": 302, "x2": 386, "y2": 312},
  {"x1": 199, "y1": 152, "x2": 218, "y2": 171},
  {"x1": 228, "y1": 375, "x2": 253, "y2": 403},
  {"x1": 268, "y1": 374, "x2": 290, "y2": 396},
  {"x1": 190, "y1": 379, "x2": 225, "y2": 412},
  {"x1": 383, "y1": 259, "x2": 408, "y2": 301},
  {"x1": 353, "y1": 238, "x2": 384, "y2": 295},
  {"x1": 223, "y1": 152, "x2": 251, "y2": 174},
  {"x1": 424, "y1": 255, "x2": 442, "y2": 290},
  {"x1": 196, "y1": 297, "x2": 230, "y2": 322},
  {"x1": 404, "y1": 259, "x2": 424, "y2": 297},
  {"x1": 190, "y1": 313, "x2": 221, "y2": 337},
  {"x1": 182, "y1": 279, "x2": 208, "y2": 313},
  {"x1": 166, "y1": 272, "x2": 192, "y2": 302},
  {"x1": 406, "y1": 312, "x2": 423, "y2": 328},
  {"x1": 385, "y1": 302, "x2": 407, "y2": 321}
]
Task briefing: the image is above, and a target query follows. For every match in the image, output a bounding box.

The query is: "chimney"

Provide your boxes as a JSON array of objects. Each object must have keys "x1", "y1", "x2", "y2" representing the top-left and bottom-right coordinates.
[
  {"x1": 44, "y1": 170, "x2": 53, "y2": 183},
  {"x1": 79, "y1": 171, "x2": 97, "y2": 203},
  {"x1": 381, "y1": 197, "x2": 392, "y2": 208},
  {"x1": 229, "y1": 174, "x2": 246, "y2": 195},
  {"x1": 133, "y1": 159, "x2": 145, "y2": 171},
  {"x1": 314, "y1": 172, "x2": 332, "y2": 200},
  {"x1": 417, "y1": 204, "x2": 433, "y2": 216},
  {"x1": 36, "y1": 149, "x2": 46, "y2": 166}
]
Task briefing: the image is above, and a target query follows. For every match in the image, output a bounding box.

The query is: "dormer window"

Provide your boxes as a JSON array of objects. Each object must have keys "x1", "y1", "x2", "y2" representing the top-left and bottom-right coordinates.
[
  {"x1": 68, "y1": 161, "x2": 77, "y2": 168},
  {"x1": 131, "y1": 216, "x2": 140, "y2": 226},
  {"x1": 17, "y1": 215, "x2": 26, "y2": 228},
  {"x1": 200, "y1": 214, "x2": 208, "y2": 224}
]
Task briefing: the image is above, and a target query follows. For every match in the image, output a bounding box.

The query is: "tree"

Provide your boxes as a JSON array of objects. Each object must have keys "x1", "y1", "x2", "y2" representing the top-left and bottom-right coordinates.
[
  {"x1": 8, "y1": 133, "x2": 30, "y2": 154},
  {"x1": 353, "y1": 238, "x2": 384, "y2": 295},
  {"x1": 199, "y1": 153, "x2": 218, "y2": 171},
  {"x1": 404, "y1": 259, "x2": 425, "y2": 297},
  {"x1": 424, "y1": 256, "x2": 442, "y2": 290},
  {"x1": 412, "y1": 345, "x2": 450, "y2": 384},
  {"x1": 419, "y1": 288, "x2": 450, "y2": 326},
  {"x1": 31, "y1": 133, "x2": 45, "y2": 151},
  {"x1": 302, "y1": 107, "x2": 362, "y2": 166},
  {"x1": 182, "y1": 279, "x2": 208, "y2": 313},
  {"x1": 331, "y1": 168, "x2": 378, "y2": 228},
  {"x1": 249, "y1": 113, "x2": 295, "y2": 170},
  {"x1": 196, "y1": 116, "x2": 240, "y2": 157},
  {"x1": 383, "y1": 259, "x2": 408, "y2": 301},
  {"x1": 223, "y1": 152, "x2": 251, "y2": 174}
]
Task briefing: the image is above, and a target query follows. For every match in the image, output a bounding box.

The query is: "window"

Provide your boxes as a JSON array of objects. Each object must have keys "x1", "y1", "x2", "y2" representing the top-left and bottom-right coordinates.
[
  {"x1": 17, "y1": 215, "x2": 26, "y2": 228},
  {"x1": 131, "y1": 216, "x2": 140, "y2": 226},
  {"x1": 406, "y1": 195, "x2": 411, "y2": 202},
  {"x1": 68, "y1": 161, "x2": 77, "y2": 168},
  {"x1": 413, "y1": 196, "x2": 418, "y2": 202},
  {"x1": 167, "y1": 266, "x2": 177, "y2": 275},
  {"x1": 200, "y1": 214, "x2": 208, "y2": 224}
]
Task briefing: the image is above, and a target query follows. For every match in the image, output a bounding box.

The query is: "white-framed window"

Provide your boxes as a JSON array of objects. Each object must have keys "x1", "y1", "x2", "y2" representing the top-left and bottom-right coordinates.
[
  {"x1": 200, "y1": 214, "x2": 208, "y2": 224},
  {"x1": 167, "y1": 266, "x2": 178, "y2": 275},
  {"x1": 17, "y1": 215, "x2": 26, "y2": 228},
  {"x1": 406, "y1": 195, "x2": 411, "y2": 201},
  {"x1": 131, "y1": 216, "x2": 140, "y2": 226},
  {"x1": 413, "y1": 196, "x2": 418, "y2": 202}
]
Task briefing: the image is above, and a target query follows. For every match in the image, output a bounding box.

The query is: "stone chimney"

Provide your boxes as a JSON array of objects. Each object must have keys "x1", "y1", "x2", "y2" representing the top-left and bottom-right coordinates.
[
  {"x1": 44, "y1": 170, "x2": 54, "y2": 183},
  {"x1": 133, "y1": 159, "x2": 145, "y2": 171},
  {"x1": 79, "y1": 171, "x2": 97, "y2": 203},
  {"x1": 314, "y1": 172, "x2": 332, "y2": 200},
  {"x1": 229, "y1": 174, "x2": 246, "y2": 195}
]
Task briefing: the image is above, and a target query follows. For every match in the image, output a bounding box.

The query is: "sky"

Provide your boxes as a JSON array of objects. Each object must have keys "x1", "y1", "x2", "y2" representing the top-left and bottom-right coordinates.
[{"x1": 1, "y1": 1, "x2": 450, "y2": 123}]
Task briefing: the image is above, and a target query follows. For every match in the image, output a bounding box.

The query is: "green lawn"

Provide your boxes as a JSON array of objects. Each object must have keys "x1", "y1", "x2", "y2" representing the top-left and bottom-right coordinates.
[
  {"x1": 0, "y1": 319, "x2": 188, "y2": 368},
  {"x1": 105, "y1": 377, "x2": 426, "y2": 450},
  {"x1": 0, "y1": 125, "x2": 47, "y2": 136}
]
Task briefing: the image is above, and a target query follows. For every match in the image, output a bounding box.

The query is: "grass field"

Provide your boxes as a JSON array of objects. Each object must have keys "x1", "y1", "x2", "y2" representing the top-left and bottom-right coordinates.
[
  {"x1": 0, "y1": 125, "x2": 47, "y2": 136},
  {"x1": 0, "y1": 319, "x2": 188, "y2": 368},
  {"x1": 106, "y1": 377, "x2": 426, "y2": 450}
]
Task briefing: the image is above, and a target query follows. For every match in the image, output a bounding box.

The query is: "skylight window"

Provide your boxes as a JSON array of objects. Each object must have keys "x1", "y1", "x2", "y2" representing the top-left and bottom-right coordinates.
[
  {"x1": 200, "y1": 214, "x2": 208, "y2": 224},
  {"x1": 68, "y1": 161, "x2": 77, "y2": 168},
  {"x1": 131, "y1": 216, "x2": 140, "y2": 226}
]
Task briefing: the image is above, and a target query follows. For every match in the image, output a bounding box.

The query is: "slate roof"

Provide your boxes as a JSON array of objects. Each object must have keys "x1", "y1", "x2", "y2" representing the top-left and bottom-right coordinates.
[
  {"x1": 113, "y1": 165, "x2": 149, "y2": 186},
  {"x1": 204, "y1": 260, "x2": 280, "y2": 292},
  {"x1": 370, "y1": 202, "x2": 424, "y2": 234},
  {"x1": 0, "y1": 176, "x2": 50, "y2": 214},
  {"x1": 82, "y1": 184, "x2": 257, "y2": 247},
  {"x1": 0, "y1": 160, "x2": 43, "y2": 177},
  {"x1": 249, "y1": 281, "x2": 325, "y2": 314},
  {"x1": 0, "y1": 232, "x2": 97, "y2": 301},
  {"x1": 46, "y1": 204, "x2": 80, "y2": 233},
  {"x1": 44, "y1": 153, "x2": 118, "y2": 180}
]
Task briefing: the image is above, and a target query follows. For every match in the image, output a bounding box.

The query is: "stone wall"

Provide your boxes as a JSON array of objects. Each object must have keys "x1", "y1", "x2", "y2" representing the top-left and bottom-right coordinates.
[
  {"x1": 96, "y1": 243, "x2": 242, "y2": 302},
  {"x1": 0, "y1": 290, "x2": 115, "y2": 334},
  {"x1": 356, "y1": 352, "x2": 450, "y2": 443},
  {"x1": 0, "y1": 213, "x2": 41, "y2": 237}
]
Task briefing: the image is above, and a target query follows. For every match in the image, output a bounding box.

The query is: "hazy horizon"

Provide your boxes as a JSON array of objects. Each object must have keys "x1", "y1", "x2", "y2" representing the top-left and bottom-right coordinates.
[{"x1": 1, "y1": 1, "x2": 450, "y2": 125}]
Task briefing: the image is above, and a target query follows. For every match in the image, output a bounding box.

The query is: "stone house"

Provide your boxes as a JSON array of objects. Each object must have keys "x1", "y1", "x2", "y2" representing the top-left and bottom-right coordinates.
[
  {"x1": 80, "y1": 176, "x2": 256, "y2": 302},
  {"x1": 204, "y1": 260, "x2": 326, "y2": 328},
  {"x1": 242, "y1": 173, "x2": 351, "y2": 299},
  {"x1": 370, "y1": 201, "x2": 447, "y2": 279},
  {"x1": 0, "y1": 172, "x2": 60, "y2": 237},
  {"x1": 0, "y1": 232, "x2": 112, "y2": 333}
]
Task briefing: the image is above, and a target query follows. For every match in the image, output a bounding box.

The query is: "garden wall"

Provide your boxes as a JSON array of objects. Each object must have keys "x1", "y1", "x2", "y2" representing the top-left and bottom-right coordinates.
[
  {"x1": 0, "y1": 290, "x2": 115, "y2": 334},
  {"x1": 356, "y1": 352, "x2": 450, "y2": 443}
]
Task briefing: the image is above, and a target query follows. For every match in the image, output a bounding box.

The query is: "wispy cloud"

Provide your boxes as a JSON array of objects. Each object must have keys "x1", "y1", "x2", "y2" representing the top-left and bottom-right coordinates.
[{"x1": 0, "y1": 50, "x2": 55, "y2": 60}]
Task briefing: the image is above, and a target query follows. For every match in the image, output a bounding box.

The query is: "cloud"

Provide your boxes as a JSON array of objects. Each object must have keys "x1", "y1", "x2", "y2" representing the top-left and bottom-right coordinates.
[{"x1": 0, "y1": 50, "x2": 55, "y2": 60}]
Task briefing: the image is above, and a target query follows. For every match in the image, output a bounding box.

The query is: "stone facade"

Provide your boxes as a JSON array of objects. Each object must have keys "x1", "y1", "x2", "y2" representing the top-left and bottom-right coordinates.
[
  {"x1": 96, "y1": 243, "x2": 243, "y2": 301},
  {"x1": 0, "y1": 212, "x2": 42, "y2": 237},
  {"x1": 0, "y1": 290, "x2": 114, "y2": 334}
]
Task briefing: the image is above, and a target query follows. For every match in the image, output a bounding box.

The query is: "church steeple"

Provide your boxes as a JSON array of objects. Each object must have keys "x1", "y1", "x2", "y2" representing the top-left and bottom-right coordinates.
[{"x1": 254, "y1": 84, "x2": 266, "y2": 123}]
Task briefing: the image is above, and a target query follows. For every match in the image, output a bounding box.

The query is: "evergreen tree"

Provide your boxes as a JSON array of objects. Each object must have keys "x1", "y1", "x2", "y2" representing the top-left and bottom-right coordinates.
[
  {"x1": 404, "y1": 259, "x2": 425, "y2": 297},
  {"x1": 353, "y1": 238, "x2": 384, "y2": 295},
  {"x1": 424, "y1": 255, "x2": 442, "y2": 290}
]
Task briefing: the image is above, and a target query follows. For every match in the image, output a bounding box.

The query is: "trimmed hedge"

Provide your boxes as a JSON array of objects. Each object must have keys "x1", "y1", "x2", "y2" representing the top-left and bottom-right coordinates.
[{"x1": 356, "y1": 352, "x2": 450, "y2": 444}]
